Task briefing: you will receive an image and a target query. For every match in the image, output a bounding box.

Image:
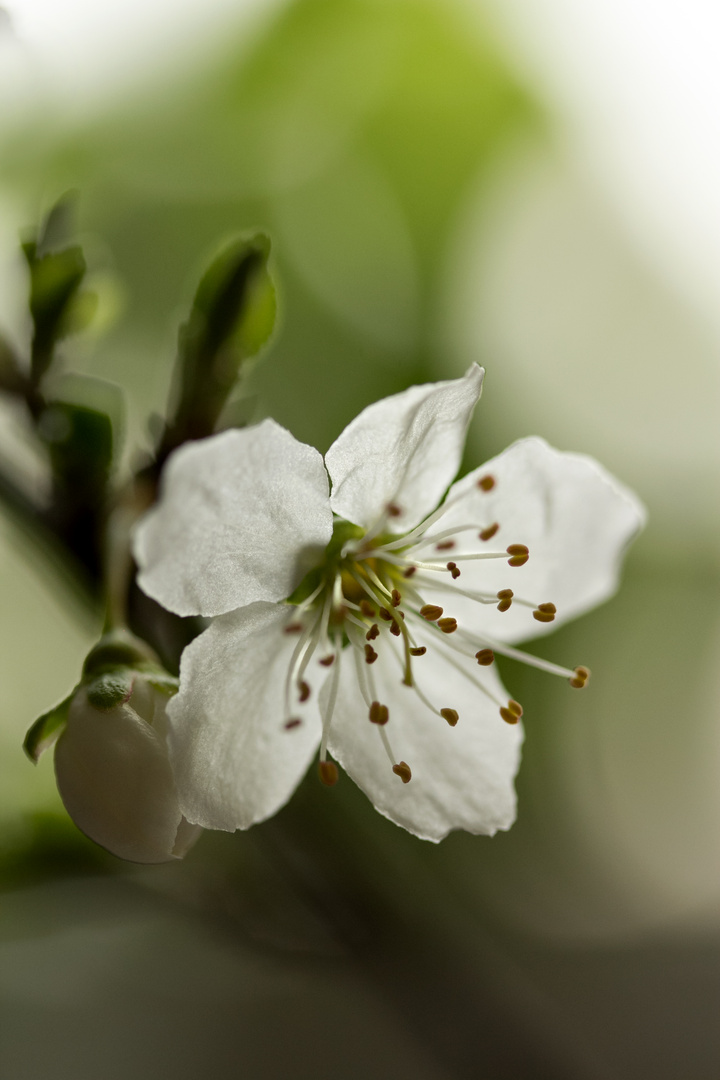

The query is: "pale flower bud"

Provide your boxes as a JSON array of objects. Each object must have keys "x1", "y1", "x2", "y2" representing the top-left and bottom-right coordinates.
[{"x1": 25, "y1": 630, "x2": 201, "y2": 864}]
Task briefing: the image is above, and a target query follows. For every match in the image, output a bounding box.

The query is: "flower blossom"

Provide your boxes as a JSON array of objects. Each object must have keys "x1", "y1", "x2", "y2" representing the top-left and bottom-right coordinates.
[{"x1": 134, "y1": 365, "x2": 645, "y2": 842}]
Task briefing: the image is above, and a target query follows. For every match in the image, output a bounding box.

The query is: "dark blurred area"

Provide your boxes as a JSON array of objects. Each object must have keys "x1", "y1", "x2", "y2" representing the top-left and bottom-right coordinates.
[{"x1": 0, "y1": 1, "x2": 719, "y2": 1077}]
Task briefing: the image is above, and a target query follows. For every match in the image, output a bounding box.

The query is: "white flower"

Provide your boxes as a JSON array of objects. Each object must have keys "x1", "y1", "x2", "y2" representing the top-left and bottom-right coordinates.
[{"x1": 133, "y1": 364, "x2": 645, "y2": 842}]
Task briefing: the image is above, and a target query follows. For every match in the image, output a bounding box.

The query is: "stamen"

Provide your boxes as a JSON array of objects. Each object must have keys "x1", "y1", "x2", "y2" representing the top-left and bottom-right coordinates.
[
  {"x1": 437, "y1": 617, "x2": 458, "y2": 634},
  {"x1": 403, "y1": 566, "x2": 417, "y2": 578},
  {"x1": 319, "y1": 633, "x2": 342, "y2": 766},
  {"x1": 369, "y1": 701, "x2": 389, "y2": 725},
  {"x1": 436, "y1": 540, "x2": 455, "y2": 551},
  {"x1": 506, "y1": 544, "x2": 529, "y2": 567},
  {"x1": 420, "y1": 604, "x2": 443, "y2": 621},
  {"x1": 456, "y1": 627, "x2": 581, "y2": 681},
  {"x1": 500, "y1": 699, "x2": 523, "y2": 724},
  {"x1": 569, "y1": 665, "x2": 590, "y2": 689},
  {"x1": 497, "y1": 588, "x2": 513, "y2": 612},
  {"x1": 479, "y1": 523, "x2": 499, "y2": 541},
  {"x1": 392, "y1": 761, "x2": 412, "y2": 783},
  {"x1": 284, "y1": 718, "x2": 302, "y2": 730},
  {"x1": 298, "y1": 681, "x2": 311, "y2": 703},
  {"x1": 283, "y1": 623, "x2": 303, "y2": 635},
  {"x1": 379, "y1": 607, "x2": 394, "y2": 622},
  {"x1": 366, "y1": 623, "x2": 380, "y2": 641},
  {"x1": 360, "y1": 600, "x2": 376, "y2": 618},
  {"x1": 475, "y1": 648, "x2": 494, "y2": 666},
  {"x1": 390, "y1": 621, "x2": 402, "y2": 637},
  {"x1": 319, "y1": 654, "x2": 336, "y2": 666},
  {"x1": 387, "y1": 503, "x2": 402, "y2": 518},
  {"x1": 410, "y1": 646, "x2": 426, "y2": 656},
  {"x1": 447, "y1": 561, "x2": 461, "y2": 579},
  {"x1": 364, "y1": 644, "x2": 378, "y2": 664},
  {"x1": 391, "y1": 588, "x2": 402, "y2": 607},
  {"x1": 478, "y1": 474, "x2": 495, "y2": 492},
  {"x1": 441, "y1": 708, "x2": 459, "y2": 727},
  {"x1": 532, "y1": 602, "x2": 557, "y2": 623},
  {"x1": 318, "y1": 761, "x2": 339, "y2": 786}
]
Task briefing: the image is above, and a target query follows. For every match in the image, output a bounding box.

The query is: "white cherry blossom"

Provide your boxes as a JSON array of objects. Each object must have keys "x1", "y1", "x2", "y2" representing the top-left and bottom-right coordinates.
[{"x1": 134, "y1": 364, "x2": 645, "y2": 842}]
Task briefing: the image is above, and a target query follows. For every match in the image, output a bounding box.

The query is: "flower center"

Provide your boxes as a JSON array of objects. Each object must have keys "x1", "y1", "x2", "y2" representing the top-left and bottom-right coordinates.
[{"x1": 282, "y1": 474, "x2": 589, "y2": 787}]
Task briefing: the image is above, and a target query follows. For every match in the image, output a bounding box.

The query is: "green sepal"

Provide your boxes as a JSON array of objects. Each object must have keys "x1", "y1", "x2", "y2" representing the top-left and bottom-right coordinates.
[
  {"x1": 23, "y1": 692, "x2": 75, "y2": 763},
  {"x1": 40, "y1": 400, "x2": 114, "y2": 498},
  {"x1": 160, "y1": 233, "x2": 276, "y2": 453},
  {"x1": 85, "y1": 670, "x2": 135, "y2": 711},
  {"x1": 82, "y1": 629, "x2": 159, "y2": 678}
]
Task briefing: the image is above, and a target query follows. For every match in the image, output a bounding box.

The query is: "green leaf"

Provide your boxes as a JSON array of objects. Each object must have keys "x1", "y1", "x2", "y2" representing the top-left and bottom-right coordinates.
[
  {"x1": 160, "y1": 233, "x2": 275, "y2": 454},
  {"x1": 85, "y1": 670, "x2": 135, "y2": 710},
  {"x1": 40, "y1": 400, "x2": 114, "y2": 496},
  {"x1": 23, "y1": 241, "x2": 88, "y2": 382},
  {"x1": 23, "y1": 693, "x2": 74, "y2": 763}
]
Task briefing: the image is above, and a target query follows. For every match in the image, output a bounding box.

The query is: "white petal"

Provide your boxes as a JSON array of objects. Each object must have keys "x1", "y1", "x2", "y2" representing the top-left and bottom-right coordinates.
[
  {"x1": 427, "y1": 437, "x2": 646, "y2": 643},
  {"x1": 54, "y1": 687, "x2": 188, "y2": 864},
  {"x1": 168, "y1": 603, "x2": 322, "y2": 831},
  {"x1": 325, "y1": 364, "x2": 484, "y2": 532},
  {"x1": 327, "y1": 629, "x2": 522, "y2": 841},
  {"x1": 134, "y1": 421, "x2": 333, "y2": 617}
]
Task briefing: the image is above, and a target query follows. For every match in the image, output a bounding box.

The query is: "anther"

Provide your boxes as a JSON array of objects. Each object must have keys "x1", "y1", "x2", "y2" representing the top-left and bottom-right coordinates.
[
  {"x1": 533, "y1": 602, "x2": 557, "y2": 624},
  {"x1": 379, "y1": 608, "x2": 394, "y2": 622},
  {"x1": 506, "y1": 544, "x2": 529, "y2": 567},
  {"x1": 446, "y1": 561, "x2": 461, "y2": 579},
  {"x1": 284, "y1": 623, "x2": 303, "y2": 634},
  {"x1": 420, "y1": 604, "x2": 443, "y2": 621},
  {"x1": 403, "y1": 566, "x2": 417, "y2": 578},
  {"x1": 366, "y1": 623, "x2": 380, "y2": 641},
  {"x1": 360, "y1": 600, "x2": 376, "y2": 618},
  {"x1": 441, "y1": 708, "x2": 459, "y2": 727},
  {"x1": 284, "y1": 718, "x2": 302, "y2": 730},
  {"x1": 318, "y1": 760, "x2": 339, "y2": 786},
  {"x1": 438, "y1": 617, "x2": 458, "y2": 634},
  {"x1": 387, "y1": 503, "x2": 402, "y2": 518},
  {"x1": 499, "y1": 699, "x2": 524, "y2": 724},
  {"x1": 410, "y1": 646, "x2": 427, "y2": 657},
  {"x1": 479, "y1": 522, "x2": 499, "y2": 541},
  {"x1": 369, "y1": 701, "x2": 389, "y2": 725},
  {"x1": 392, "y1": 761, "x2": 412, "y2": 783},
  {"x1": 569, "y1": 665, "x2": 590, "y2": 689},
  {"x1": 298, "y1": 681, "x2": 311, "y2": 703},
  {"x1": 364, "y1": 644, "x2": 378, "y2": 664},
  {"x1": 390, "y1": 621, "x2": 402, "y2": 637},
  {"x1": 436, "y1": 540, "x2": 455, "y2": 551},
  {"x1": 391, "y1": 588, "x2": 402, "y2": 607},
  {"x1": 497, "y1": 588, "x2": 513, "y2": 612},
  {"x1": 475, "y1": 648, "x2": 494, "y2": 666},
  {"x1": 319, "y1": 654, "x2": 336, "y2": 666},
  {"x1": 478, "y1": 474, "x2": 495, "y2": 492}
]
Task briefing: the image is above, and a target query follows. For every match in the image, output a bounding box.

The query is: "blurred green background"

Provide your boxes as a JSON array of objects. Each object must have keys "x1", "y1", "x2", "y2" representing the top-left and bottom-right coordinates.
[{"x1": 1, "y1": 0, "x2": 720, "y2": 1077}]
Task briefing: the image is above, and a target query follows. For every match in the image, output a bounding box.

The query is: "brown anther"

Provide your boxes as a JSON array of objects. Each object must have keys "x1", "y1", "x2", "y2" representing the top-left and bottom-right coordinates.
[
  {"x1": 438, "y1": 617, "x2": 458, "y2": 634},
  {"x1": 410, "y1": 646, "x2": 427, "y2": 656},
  {"x1": 319, "y1": 654, "x2": 336, "y2": 666},
  {"x1": 475, "y1": 648, "x2": 494, "y2": 666},
  {"x1": 446, "y1": 561, "x2": 461, "y2": 579},
  {"x1": 435, "y1": 540, "x2": 455, "y2": 551},
  {"x1": 379, "y1": 607, "x2": 394, "y2": 622},
  {"x1": 391, "y1": 588, "x2": 402, "y2": 607},
  {"x1": 366, "y1": 623, "x2": 380, "y2": 641},
  {"x1": 403, "y1": 566, "x2": 417, "y2": 578},
  {"x1": 478, "y1": 474, "x2": 495, "y2": 492},
  {"x1": 392, "y1": 761, "x2": 412, "y2": 783},
  {"x1": 499, "y1": 699, "x2": 523, "y2": 724},
  {"x1": 364, "y1": 644, "x2": 378, "y2": 664},
  {"x1": 369, "y1": 701, "x2": 389, "y2": 725},
  {"x1": 506, "y1": 544, "x2": 529, "y2": 567},
  {"x1": 318, "y1": 760, "x2": 339, "y2": 786},
  {"x1": 298, "y1": 681, "x2": 311, "y2": 703},
  {"x1": 390, "y1": 621, "x2": 402, "y2": 637},
  {"x1": 283, "y1": 623, "x2": 303, "y2": 634},
  {"x1": 420, "y1": 604, "x2": 443, "y2": 621},
  {"x1": 359, "y1": 600, "x2": 376, "y2": 618},
  {"x1": 284, "y1": 718, "x2": 302, "y2": 730},
  {"x1": 441, "y1": 708, "x2": 459, "y2": 727},
  {"x1": 569, "y1": 665, "x2": 590, "y2": 689},
  {"x1": 533, "y1": 602, "x2": 557, "y2": 623},
  {"x1": 497, "y1": 588, "x2": 513, "y2": 612},
  {"x1": 387, "y1": 503, "x2": 402, "y2": 518},
  {"x1": 479, "y1": 522, "x2": 499, "y2": 542}
]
